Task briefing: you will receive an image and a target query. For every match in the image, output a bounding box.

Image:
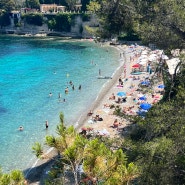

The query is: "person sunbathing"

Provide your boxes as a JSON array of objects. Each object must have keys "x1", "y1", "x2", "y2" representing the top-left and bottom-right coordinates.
[
  {"x1": 87, "y1": 110, "x2": 93, "y2": 116},
  {"x1": 116, "y1": 97, "x2": 122, "y2": 103},
  {"x1": 113, "y1": 119, "x2": 120, "y2": 128},
  {"x1": 104, "y1": 103, "x2": 110, "y2": 108},
  {"x1": 93, "y1": 115, "x2": 103, "y2": 121},
  {"x1": 109, "y1": 93, "x2": 115, "y2": 100}
]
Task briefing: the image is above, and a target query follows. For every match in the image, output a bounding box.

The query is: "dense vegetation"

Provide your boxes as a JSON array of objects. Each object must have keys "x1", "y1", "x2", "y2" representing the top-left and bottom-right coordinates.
[
  {"x1": 87, "y1": 0, "x2": 185, "y2": 51},
  {"x1": 22, "y1": 13, "x2": 43, "y2": 26}
]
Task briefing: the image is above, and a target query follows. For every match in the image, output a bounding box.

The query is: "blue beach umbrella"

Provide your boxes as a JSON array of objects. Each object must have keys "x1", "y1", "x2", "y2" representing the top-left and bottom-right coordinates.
[
  {"x1": 158, "y1": 84, "x2": 165, "y2": 89},
  {"x1": 140, "y1": 81, "x2": 150, "y2": 86},
  {"x1": 140, "y1": 103, "x2": 152, "y2": 110},
  {"x1": 139, "y1": 96, "x2": 146, "y2": 101},
  {"x1": 137, "y1": 110, "x2": 147, "y2": 117},
  {"x1": 117, "y1": 92, "x2": 126, "y2": 97}
]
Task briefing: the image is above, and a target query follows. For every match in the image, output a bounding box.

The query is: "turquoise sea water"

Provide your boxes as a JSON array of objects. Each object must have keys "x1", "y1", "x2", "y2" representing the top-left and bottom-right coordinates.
[{"x1": 0, "y1": 36, "x2": 120, "y2": 172}]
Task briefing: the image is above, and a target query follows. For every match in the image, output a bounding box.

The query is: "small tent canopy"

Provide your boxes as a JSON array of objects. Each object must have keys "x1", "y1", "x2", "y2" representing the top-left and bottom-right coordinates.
[{"x1": 166, "y1": 58, "x2": 180, "y2": 75}]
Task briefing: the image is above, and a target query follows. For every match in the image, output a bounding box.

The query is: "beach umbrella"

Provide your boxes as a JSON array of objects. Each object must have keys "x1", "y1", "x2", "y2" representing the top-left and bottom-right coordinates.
[
  {"x1": 161, "y1": 55, "x2": 169, "y2": 60},
  {"x1": 148, "y1": 55, "x2": 157, "y2": 61},
  {"x1": 141, "y1": 50, "x2": 148, "y2": 55},
  {"x1": 158, "y1": 84, "x2": 165, "y2": 89},
  {"x1": 132, "y1": 63, "x2": 140, "y2": 68},
  {"x1": 140, "y1": 81, "x2": 150, "y2": 86},
  {"x1": 166, "y1": 58, "x2": 180, "y2": 75},
  {"x1": 140, "y1": 103, "x2": 152, "y2": 110},
  {"x1": 138, "y1": 58, "x2": 148, "y2": 65},
  {"x1": 137, "y1": 109, "x2": 148, "y2": 116},
  {"x1": 139, "y1": 96, "x2": 146, "y2": 101},
  {"x1": 117, "y1": 92, "x2": 126, "y2": 97}
]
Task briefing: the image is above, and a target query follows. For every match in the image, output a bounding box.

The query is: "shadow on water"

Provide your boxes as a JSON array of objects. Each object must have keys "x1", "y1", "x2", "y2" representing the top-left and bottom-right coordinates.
[
  {"x1": 0, "y1": 106, "x2": 7, "y2": 115},
  {"x1": 23, "y1": 155, "x2": 58, "y2": 185},
  {"x1": 24, "y1": 153, "x2": 76, "y2": 185}
]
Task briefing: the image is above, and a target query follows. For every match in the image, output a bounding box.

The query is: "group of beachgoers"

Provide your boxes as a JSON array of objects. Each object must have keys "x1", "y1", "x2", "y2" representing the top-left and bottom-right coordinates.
[
  {"x1": 48, "y1": 80, "x2": 82, "y2": 103},
  {"x1": 18, "y1": 80, "x2": 82, "y2": 132},
  {"x1": 79, "y1": 43, "x2": 165, "y2": 137}
]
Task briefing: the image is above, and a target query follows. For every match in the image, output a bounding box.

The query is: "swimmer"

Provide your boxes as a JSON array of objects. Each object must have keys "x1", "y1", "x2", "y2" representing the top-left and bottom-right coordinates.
[
  {"x1": 45, "y1": 120, "x2": 49, "y2": 129},
  {"x1": 49, "y1": 92, "x2": 52, "y2": 97},
  {"x1": 69, "y1": 81, "x2": 73, "y2": 85},
  {"x1": 79, "y1": 85, "x2": 81, "y2": 90},
  {"x1": 65, "y1": 87, "x2": 69, "y2": 94},
  {"x1": 58, "y1": 93, "x2": 61, "y2": 99},
  {"x1": 19, "y1": 126, "x2": 24, "y2": 131},
  {"x1": 72, "y1": 85, "x2": 75, "y2": 90}
]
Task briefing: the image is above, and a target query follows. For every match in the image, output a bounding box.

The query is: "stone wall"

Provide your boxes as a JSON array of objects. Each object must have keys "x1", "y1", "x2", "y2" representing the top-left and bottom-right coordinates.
[{"x1": 1, "y1": 14, "x2": 98, "y2": 38}]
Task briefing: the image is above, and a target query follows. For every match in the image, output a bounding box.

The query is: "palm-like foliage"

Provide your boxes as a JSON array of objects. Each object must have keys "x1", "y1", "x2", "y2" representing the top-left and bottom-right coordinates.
[
  {"x1": 10, "y1": 170, "x2": 25, "y2": 185},
  {"x1": 0, "y1": 169, "x2": 25, "y2": 185},
  {"x1": 32, "y1": 142, "x2": 43, "y2": 158}
]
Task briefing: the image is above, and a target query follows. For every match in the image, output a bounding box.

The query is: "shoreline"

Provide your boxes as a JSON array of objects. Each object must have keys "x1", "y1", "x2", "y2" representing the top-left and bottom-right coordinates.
[{"x1": 75, "y1": 45, "x2": 127, "y2": 130}]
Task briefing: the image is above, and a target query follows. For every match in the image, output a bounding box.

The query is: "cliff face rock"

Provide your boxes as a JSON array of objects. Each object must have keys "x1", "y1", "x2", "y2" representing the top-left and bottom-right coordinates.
[{"x1": 2, "y1": 14, "x2": 98, "y2": 38}]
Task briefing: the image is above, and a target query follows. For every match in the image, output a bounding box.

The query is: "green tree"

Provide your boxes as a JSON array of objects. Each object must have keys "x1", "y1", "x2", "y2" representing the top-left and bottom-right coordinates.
[
  {"x1": 32, "y1": 142, "x2": 43, "y2": 158},
  {"x1": 0, "y1": 0, "x2": 15, "y2": 12},
  {"x1": 26, "y1": 0, "x2": 40, "y2": 9},
  {"x1": 0, "y1": 11, "x2": 10, "y2": 28},
  {"x1": 23, "y1": 13, "x2": 43, "y2": 26},
  {"x1": 65, "y1": 0, "x2": 77, "y2": 10},
  {"x1": 83, "y1": 139, "x2": 139, "y2": 185},
  {"x1": 86, "y1": 0, "x2": 101, "y2": 13},
  {"x1": 0, "y1": 168, "x2": 25, "y2": 185},
  {"x1": 131, "y1": 0, "x2": 185, "y2": 49}
]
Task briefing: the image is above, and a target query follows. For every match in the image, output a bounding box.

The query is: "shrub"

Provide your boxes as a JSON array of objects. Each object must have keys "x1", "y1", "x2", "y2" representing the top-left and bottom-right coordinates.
[{"x1": 22, "y1": 13, "x2": 43, "y2": 26}]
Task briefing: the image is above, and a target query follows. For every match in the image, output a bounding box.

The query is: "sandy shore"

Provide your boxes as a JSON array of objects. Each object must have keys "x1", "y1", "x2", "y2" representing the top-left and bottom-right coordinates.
[
  {"x1": 77, "y1": 44, "x2": 162, "y2": 138},
  {"x1": 76, "y1": 44, "x2": 138, "y2": 137}
]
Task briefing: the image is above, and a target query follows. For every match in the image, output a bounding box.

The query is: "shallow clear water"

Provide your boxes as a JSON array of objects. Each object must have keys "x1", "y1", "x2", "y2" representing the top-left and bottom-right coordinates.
[{"x1": 0, "y1": 36, "x2": 120, "y2": 172}]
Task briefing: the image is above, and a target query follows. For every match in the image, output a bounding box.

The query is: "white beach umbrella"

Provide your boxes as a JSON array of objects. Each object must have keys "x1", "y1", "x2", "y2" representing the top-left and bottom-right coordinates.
[
  {"x1": 148, "y1": 54, "x2": 158, "y2": 61},
  {"x1": 161, "y1": 55, "x2": 169, "y2": 60},
  {"x1": 138, "y1": 55, "x2": 148, "y2": 60},
  {"x1": 141, "y1": 50, "x2": 148, "y2": 55},
  {"x1": 139, "y1": 61, "x2": 148, "y2": 65},
  {"x1": 166, "y1": 58, "x2": 180, "y2": 75},
  {"x1": 138, "y1": 58, "x2": 148, "y2": 65}
]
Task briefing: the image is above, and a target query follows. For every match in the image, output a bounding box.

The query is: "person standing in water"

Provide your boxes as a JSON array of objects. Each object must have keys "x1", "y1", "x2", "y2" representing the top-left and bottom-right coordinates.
[
  {"x1": 99, "y1": 69, "x2": 101, "y2": 76},
  {"x1": 79, "y1": 85, "x2": 81, "y2": 90},
  {"x1": 45, "y1": 120, "x2": 49, "y2": 129},
  {"x1": 65, "y1": 87, "x2": 69, "y2": 94},
  {"x1": 58, "y1": 93, "x2": 61, "y2": 99}
]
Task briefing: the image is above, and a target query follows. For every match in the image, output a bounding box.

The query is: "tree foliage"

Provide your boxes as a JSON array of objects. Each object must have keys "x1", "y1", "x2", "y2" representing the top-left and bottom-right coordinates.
[
  {"x1": 22, "y1": 13, "x2": 43, "y2": 26},
  {"x1": 0, "y1": 168, "x2": 25, "y2": 185},
  {"x1": 26, "y1": 0, "x2": 40, "y2": 9},
  {"x1": 0, "y1": 11, "x2": 10, "y2": 28},
  {"x1": 32, "y1": 113, "x2": 138, "y2": 185},
  {"x1": 85, "y1": 0, "x2": 185, "y2": 49},
  {"x1": 0, "y1": 0, "x2": 15, "y2": 12}
]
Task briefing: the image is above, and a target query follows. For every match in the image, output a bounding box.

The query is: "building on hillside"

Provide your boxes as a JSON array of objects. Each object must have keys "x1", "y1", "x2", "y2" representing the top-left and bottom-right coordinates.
[
  {"x1": 40, "y1": 4, "x2": 65, "y2": 13},
  {"x1": 10, "y1": 11, "x2": 21, "y2": 19},
  {"x1": 20, "y1": 8, "x2": 38, "y2": 13},
  {"x1": 40, "y1": 1, "x2": 82, "y2": 13},
  {"x1": 74, "y1": 0, "x2": 82, "y2": 11}
]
